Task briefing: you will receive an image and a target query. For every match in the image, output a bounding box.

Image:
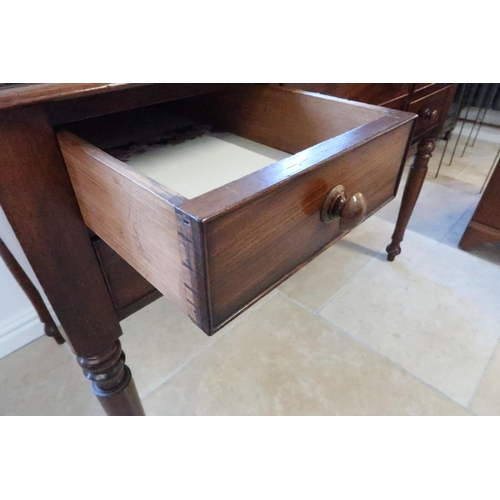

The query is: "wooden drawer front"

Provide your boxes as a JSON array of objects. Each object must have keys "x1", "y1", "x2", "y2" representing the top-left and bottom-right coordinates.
[
  {"x1": 281, "y1": 83, "x2": 411, "y2": 106},
  {"x1": 58, "y1": 85, "x2": 415, "y2": 335},
  {"x1": 412, "y1": 83, "x2": 449, "y2": 99},
  {"x1": 409, "y1": 86, "x2": 451, "y2": 139},
  {"x1": 93, "y1": 238, "x2": 161, "y2": 320},
  {"x1": 415, "y1": 83, "x2": 432, "y2": 90},
  {"x1": 197, "y1": 125, "x2": 412, "y2": 328}
]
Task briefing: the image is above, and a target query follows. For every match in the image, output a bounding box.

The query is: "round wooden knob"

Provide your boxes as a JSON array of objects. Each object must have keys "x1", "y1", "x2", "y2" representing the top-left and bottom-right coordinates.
[
  {"x1": 420, "y1": 107, "x2": 438, "y2": 121},
  {"x1": 320, "y1": 185, "x2": 367, "y2": 231}
]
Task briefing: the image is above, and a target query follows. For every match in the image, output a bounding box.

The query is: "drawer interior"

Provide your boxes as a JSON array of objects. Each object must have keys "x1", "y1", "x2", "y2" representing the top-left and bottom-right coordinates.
[
  {"x1": 108, "y1": 130, "x2": 290, "y2": 200},
  {"x1": 59, "y1": 85, "x2": 415, "y2": 335},
  {"x1": 64, "y1": 85, "x2": 389, "y2": 201}
]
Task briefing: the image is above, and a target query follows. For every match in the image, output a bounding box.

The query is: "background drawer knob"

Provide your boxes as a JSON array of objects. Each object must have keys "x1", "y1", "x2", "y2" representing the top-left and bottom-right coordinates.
[
  {"x1": 420, "y1": 107, "x2": 439, "y2": 121},
  {"x1": 320, "y1": 185, "x2": 367, "y2": 231}
]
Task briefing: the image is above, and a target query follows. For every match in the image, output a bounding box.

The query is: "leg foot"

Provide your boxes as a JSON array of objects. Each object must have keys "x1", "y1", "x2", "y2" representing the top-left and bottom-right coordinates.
[
  {"x1": 44, "y1": 323, "x2": 66, "y2": 345},
  {"x1": 77, "y1": 340, "x2": 145, "y2": 416},
  {"x1": 386, "y1": 242, "x2": 401, "y2": 262},
  {"x1": 386, "y1": 138, "x2": 435, "y2": 261}
]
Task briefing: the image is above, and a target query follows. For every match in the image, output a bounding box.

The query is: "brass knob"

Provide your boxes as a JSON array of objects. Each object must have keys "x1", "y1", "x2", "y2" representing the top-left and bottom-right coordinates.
[{"x1": 320, "y1": 185, "x2": 367, "y2": 231}]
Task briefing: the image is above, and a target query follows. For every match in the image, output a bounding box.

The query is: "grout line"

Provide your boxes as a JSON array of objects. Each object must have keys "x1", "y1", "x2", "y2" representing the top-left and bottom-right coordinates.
[
  {"x1": 438, "y1": 200, "x2": 479, "y2": 246},
  {"x1": 139, "y1": 319, "x2": 237, "y2": 400},
  {"x1": 278, "y1": 289, "x2": 472, "y2": 413},
  {"x1": 313, "y1": 249, "x2": 385, "y2": 314},
  {"x1": 140, "y1": 290, "x2": 279, "y2": 401},
  {"x1": 315, "y1": 313, "x2": 473, "y2": 414}
]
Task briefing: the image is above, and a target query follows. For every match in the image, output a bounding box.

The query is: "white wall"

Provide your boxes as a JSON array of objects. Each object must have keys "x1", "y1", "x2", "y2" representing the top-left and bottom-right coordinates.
[{"x1": 0, "y1": 206, "x2": 58, "y2": 359}]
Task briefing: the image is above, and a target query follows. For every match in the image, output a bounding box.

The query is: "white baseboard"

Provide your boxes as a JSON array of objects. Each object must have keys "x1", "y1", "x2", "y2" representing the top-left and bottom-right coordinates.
[{"x1": 0, "y1": 310, "x2": 45, "y2": 359}]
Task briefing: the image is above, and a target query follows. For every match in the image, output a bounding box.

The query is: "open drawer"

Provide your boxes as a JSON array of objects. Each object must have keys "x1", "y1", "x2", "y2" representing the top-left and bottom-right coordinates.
[{"x1": 57, "y1": 85, "x2": 415, "y2": 335}]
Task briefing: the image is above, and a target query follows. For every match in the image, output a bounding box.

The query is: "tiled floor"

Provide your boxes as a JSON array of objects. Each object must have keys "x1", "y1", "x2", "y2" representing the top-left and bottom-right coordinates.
[{"x1": 1, "y1": 122, "x2": 499, "y2": 416}]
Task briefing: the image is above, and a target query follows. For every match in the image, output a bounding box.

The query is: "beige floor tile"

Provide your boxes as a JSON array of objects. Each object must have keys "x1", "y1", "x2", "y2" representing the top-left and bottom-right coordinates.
[
  {"x1": 450, "y1": 159, "x2": 497, "y2": 194},
  {"x1": 120, "y1": 297, "x2": 217, "y2": 398},
  {"x1": 376, "y1": 180, "x2": 479, "y2": 244},
  {"x1": 0, "y1": 336, "x2": 104, "y2": 416},
  {"x1": 319, "y1": 241, "x2": 500, "y2": 406},
  {"x1": 470, "y1": 343, "x2": 500, "y2": 415},
  {"x1": 441, "y1": 205, "x2": 476, "y2": 248},
  {"x1": 120, "y1": 292, "x2": 277, "y2": 398},
  {"x1": 404, "y1": 238, "x2": 500, "y2": 321},
  {"x1": 427, "y1": 154, "x2": 473, "y2": 187},
  {"x1": 429, "y1": 141, "x2": 474, "y2": 170},
  {"x1": 279, "y1": 216, "x2": 392, "y2": 311},
  {"x1": 143, "y1": 292, "x2": 468, "y2": 416}
]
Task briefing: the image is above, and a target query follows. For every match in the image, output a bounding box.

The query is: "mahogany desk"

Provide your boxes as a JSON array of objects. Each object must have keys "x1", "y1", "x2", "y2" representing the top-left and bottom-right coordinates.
[{"x1": 0, "y1": 83, "x2": 418, "y2": 415}]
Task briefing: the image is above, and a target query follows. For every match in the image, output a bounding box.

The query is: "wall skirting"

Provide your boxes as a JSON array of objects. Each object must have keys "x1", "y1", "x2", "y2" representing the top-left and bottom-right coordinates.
[{"x1": 0, "y1": 310, "x2": 45, "y2": 359}]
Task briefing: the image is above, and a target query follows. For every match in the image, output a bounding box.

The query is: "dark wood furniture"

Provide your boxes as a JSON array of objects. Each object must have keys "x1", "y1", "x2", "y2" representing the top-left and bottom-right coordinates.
[
  {"x1": 459, "y1": 157, "x2": 500, "y2": 250},
  {"x1": 281, "y1": 84, "x2": 458, "y2": 260},
  {"x1": 0, "y1": 83, "x2": 416, "y2": 415},
  {"x1": 0, "y1": 238, "x2": 65, "y2": 345}
]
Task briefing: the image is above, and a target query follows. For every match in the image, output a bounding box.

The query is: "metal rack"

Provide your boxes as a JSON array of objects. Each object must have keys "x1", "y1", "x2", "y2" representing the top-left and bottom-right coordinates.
[{"x1": 435, "y1": 83, "x2": 500, "y2": 193}]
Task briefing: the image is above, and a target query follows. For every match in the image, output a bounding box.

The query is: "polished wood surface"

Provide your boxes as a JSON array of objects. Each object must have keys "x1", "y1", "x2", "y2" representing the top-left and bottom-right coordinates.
[
  {"x1": 320, "y1": 185, "x2": 367, "y2": 231},
  {"x1": 284, "y1": 84, "x2": 458, "y2": 262},
  {"x1": 0, "y1": 83, "x2": 145, "y2": 110},
  {"x1": 0, "y1": 107, "x2": 122, "y2": 357},
  {"x1": 281, "y1": 83, "x2": 411, "y2": 106},
  {"x1": 0, "y1": 104, "x2": 145, "y2": 415},
  {"x1": 58, "y1": 130, "x2": 189, "y2": 317},
  {"x1": 0, "y1": 83, "x2": 420, "y2": 415},
  {"x1": 173, "y1": 85, "x2": 389, "y2": 154},
  {"x1": 59, "y1": 86, "x2": 414, "y2": 334},
  {"x1": 178, "y1": 88, "x2": 412, "y2": 218},
  {"x1": 200, "y1": 124, "x2": 412, "y2": 329},
  {"x1": 459, "y1": 159, "x2": 500, "y2": 250},
  {"x1": 46, "y1": 83, "x2": 234, "y2": 125},
  {"x1": 77, "y1": 340, "x2": 144, "y2": 416},
  {"x1": 387, "y1": 138, "x2": 436, "y2": 261},
  {"x1": 409, "y1": 86, "x2": 452, "y2": 140}
]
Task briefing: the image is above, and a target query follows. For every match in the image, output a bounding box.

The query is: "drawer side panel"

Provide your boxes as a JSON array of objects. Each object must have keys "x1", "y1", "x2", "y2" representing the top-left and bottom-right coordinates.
[{"x1": 58, "y1": 131, "x2": 189, "y2": 316}]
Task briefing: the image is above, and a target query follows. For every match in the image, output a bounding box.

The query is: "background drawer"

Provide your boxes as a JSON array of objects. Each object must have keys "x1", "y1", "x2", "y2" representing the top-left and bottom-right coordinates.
[{"x1": 409, "y1": 86, "x2": 452, "y2": 139}]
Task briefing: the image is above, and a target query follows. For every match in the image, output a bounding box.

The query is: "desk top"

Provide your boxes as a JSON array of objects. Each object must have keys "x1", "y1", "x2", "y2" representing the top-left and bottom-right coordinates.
[{"x1": 0, "y1": 83, "x2": 145, "y2": 110}]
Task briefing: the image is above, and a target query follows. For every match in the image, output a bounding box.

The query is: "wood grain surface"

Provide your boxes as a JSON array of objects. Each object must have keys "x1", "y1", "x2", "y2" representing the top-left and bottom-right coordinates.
[
  {"x1": 92, "y1": 238, "x2": 161, "y2": 320},
  {"x1": 280, "y1": 83, "x2": 411, "y2": 106},
  {"x1": 0, "y1": 83, "x2": 146, "y2": 110},
  {"x1": 59, "y1": 86, "x2": 415, "y2": 334},
  {"x1": 171, "y1": 85, "x2": 389, "y2": 154},
  {"x1": 0, "y1": 107, "x2": 122, "y2": 357},
  {"x1": 201, "y1": 124, "x2": 413, "y2": 329},
  {"x1": 58, "y1": 130, "x2": 190, "y2": 317}
]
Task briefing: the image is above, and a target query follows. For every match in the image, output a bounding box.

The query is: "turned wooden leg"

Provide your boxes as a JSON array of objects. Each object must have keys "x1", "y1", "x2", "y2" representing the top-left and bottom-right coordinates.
[
  {"x1": 77, "y1": 340, "x2": 145, "y2": 416},
  {"x1": 0, "y1": 107, "x2": 130, "y2": 415},
  {"x1": 0, "y1": 238, "x2": 66, "y2": 345},
  {"x1": 386, "y1": 138, "x2": 435, "y2": 261}
]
